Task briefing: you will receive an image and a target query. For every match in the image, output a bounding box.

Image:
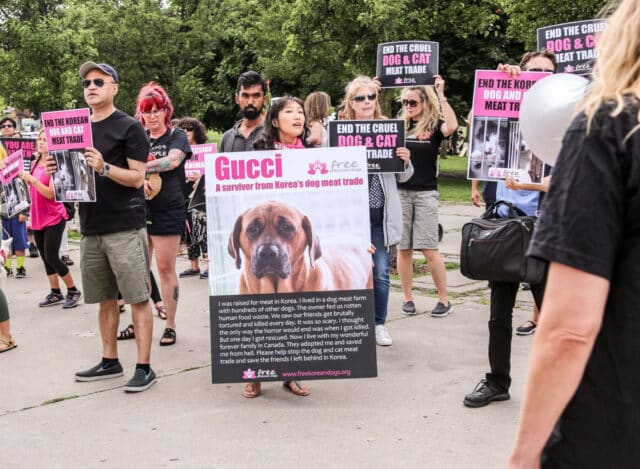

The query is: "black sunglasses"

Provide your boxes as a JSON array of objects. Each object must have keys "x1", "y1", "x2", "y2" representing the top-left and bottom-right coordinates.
[
  {"x1": 527, "y1": 68, "x2": 555, "y2": 73},
  {"x1": 82, "y1": 78, "x2": 114, "y2": 88},
  {"x1": 0, "y1": 124, "x2": 15, "y2": 129},
  {"x1": 353, "y1": 93, "x2": 377, "y2": 103},
  {"x1": 402, "y1": 99, "x2": 423, "y2": 108},
  {"x1": 181, "y1": 125, "x2": 194, "y2": 131}
]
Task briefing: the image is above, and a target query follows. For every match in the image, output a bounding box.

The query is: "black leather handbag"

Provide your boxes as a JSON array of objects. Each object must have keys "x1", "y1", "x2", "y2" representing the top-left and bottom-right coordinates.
[{"x1": 460, "y1": 201, "x2": 546, "y2": 284}]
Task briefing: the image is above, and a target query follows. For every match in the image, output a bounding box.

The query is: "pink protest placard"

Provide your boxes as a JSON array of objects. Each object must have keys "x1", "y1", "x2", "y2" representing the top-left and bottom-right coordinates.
[
  {"x1": 41, "y1": 108, "x2": 92, "y2": 151},
  {"x1": 40, "y1": 108, "x2": 96, "y2": 202},
  {"x1": 0, "y1": 150, "x2": 24, "y2": 185},
  {"x1": 0, "y1": 150, "x2": 30, "y2": 218},
  {"x1": 468, "y1": 70, "x2": 551, "y2": 183},
  {"x1": 185, "y1": 143, "x2": 217, "y2": 177}
]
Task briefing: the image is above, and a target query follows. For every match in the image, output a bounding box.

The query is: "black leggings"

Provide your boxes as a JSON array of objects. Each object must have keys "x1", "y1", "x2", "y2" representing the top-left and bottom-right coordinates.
[{"x1": 33, "y1": 219, "x2": 69, "y2": 277}]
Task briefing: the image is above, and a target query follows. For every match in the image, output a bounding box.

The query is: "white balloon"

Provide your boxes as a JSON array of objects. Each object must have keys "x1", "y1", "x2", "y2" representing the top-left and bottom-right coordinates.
[{"x1": 520, "y1": 73, "x2": 590, "y2": 166}]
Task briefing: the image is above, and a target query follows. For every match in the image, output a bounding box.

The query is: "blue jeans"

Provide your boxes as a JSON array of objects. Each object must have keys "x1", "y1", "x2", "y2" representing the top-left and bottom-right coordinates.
[{"x1": 370, "y1": 207, "x2": 390, "y2": 325}]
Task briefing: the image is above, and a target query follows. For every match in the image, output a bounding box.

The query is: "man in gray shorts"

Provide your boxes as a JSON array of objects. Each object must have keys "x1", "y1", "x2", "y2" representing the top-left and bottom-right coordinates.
[{"x1": 49, "y1": 62, "x2": 155, "y2": 392}]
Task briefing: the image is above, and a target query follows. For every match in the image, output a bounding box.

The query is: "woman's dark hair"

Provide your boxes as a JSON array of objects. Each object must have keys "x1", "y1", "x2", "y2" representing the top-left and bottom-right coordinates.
[
  {"x1": 520, "y1": 49, "x2": 558, "y2": 71},
  {"x1": 0, "y1": 117, "x2": 17, "y2": 128},
  {"x1": 176, "y1": 117, "x2": 207, "y2": 144},
  {"x1": 253, "y1": 96, "x2": 312, "y2": 150}
]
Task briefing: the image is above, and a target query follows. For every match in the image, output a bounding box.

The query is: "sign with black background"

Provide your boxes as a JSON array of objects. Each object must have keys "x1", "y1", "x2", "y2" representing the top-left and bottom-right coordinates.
[{"x1": 376, "y1": 40, "x2": 439, "y2": 88}]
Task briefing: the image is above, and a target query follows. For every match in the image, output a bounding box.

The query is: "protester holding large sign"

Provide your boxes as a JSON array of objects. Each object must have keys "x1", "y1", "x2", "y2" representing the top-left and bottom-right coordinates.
[
  {"x1": 397, "y1": 77, "x2": 458, "y2": 317},
  {"x1": 537, "y1": 19, "x2": 606, "y2": 75},
  {"x1": 343, "y1": 75, "x2": 413, "y2": 347},
  {"x1": 376, "y1": 40, "x2": 439, "y2": 88},
  {"x1": 20, "y1": 130, "x2": 81, "y2": 309}
]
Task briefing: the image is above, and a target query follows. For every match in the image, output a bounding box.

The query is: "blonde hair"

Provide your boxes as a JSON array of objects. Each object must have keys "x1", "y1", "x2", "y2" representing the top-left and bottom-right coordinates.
[
  {"x1": 399, "y1": 86, "x2": 442, "y2": 137},
  {"x1": 342, "y1": 75, "x2": 384, "y2": 120},
  {"x1": 304, "y1": 91, "x2": 331, "y2": 124},
  {"x1": 582, "y1": 0, "x2": 640, "y2": 134}
]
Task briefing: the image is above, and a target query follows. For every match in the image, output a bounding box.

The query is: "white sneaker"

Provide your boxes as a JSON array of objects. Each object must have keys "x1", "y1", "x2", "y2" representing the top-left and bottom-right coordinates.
[{"x1": 375, "y1": 324, "x2": 392, "y2": 346}]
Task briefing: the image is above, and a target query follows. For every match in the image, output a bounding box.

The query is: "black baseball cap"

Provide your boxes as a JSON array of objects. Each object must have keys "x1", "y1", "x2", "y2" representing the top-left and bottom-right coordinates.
[{"x1": 79, "y1": 62, "x2": 119, "y2": 84}]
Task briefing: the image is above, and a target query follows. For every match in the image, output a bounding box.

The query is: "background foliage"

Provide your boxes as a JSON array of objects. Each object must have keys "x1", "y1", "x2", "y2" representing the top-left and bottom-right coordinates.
[{"x1": 0, "y1": 0, "x2": 607, "y2": 130}]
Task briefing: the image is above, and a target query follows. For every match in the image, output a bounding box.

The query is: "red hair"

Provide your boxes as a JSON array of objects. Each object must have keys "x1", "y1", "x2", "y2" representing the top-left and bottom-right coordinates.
[{"x1": 135, "y1": 82, "x2": 173, "y2": 129}]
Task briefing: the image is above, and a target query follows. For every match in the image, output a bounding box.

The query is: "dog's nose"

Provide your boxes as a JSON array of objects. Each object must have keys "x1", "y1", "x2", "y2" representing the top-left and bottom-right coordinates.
[{"x1": 257, "y1": 243, "x2": 280, "y2": 259}]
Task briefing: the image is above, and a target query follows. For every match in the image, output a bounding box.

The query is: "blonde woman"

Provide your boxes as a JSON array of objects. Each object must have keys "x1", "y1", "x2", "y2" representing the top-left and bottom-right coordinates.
[
  {"x1": 343, "y1": 75, "x2": 413, "y2": 346},
  {"x1": 396, "y1": 80, "x2": 457, "y2": 317},
  {"x1": 509, "y1": 0, "x2": 640, "y2": 466},
  {"x1": 304, "y1": 91, "x2": 331, "y2": 146}
]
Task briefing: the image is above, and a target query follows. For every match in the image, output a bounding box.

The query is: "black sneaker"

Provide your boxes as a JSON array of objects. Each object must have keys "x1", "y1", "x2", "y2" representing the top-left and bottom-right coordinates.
[
  {"x1": 463, "y1": 379, "x2": 510, "y2": 408},
  {"x1": 179, "y1": 268, "x2": 200, "y2": 278},
  {"x1": 516, "y1": 320, "x2": 537, "y2": 336},
  {"x1": 16, "y1": 266, "x2": 26, "y2": 278},
  {"x1": 63, "y1": 290, "x2": 82, "y2": 309},
  {"x1": 61, "y1": 255, "x2": 74, "y2": 266},
  {"x1": 28, "y1": 243, "x2": 39, "y2": 258},
  {"x1": 431, "y1": 301, "x2": 452, "y2": 317},
  {"x1": 75, "y1": 361, "x2": 124, "y2": 382},
  {"x1": 39, "y1": 292, "x2": 65, "y2": 307},
  {"x1": 124, "y1": 367, "x2": 157, "y2": 393},
  {"x1": 401, "y1": 300, "x2": 416, "y2": 315},
  {"x1": 199, "y1": 270, "x2": 209, "y2": 279},
  {"x1": 5, "y1": 267, "x2": 13, "y2": 278}
]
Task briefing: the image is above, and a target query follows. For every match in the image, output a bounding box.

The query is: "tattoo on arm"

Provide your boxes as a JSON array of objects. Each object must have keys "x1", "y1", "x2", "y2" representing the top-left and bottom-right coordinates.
[{"x1": 147, "y1": 149, "x2": 186, "y2": 173}]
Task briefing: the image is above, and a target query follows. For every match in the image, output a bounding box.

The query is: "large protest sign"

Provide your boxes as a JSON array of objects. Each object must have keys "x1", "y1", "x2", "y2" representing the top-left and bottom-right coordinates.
[
  {"x1": 329, "y1": 119, "x2": 405, "y2": 173},
  {"x1": 376, "y1": 40, "x2": 439, "y2": 88},
  {"x1": 537, "y1": 19, "x2": 607, "y2": 75},
  {"x1": 468, "y1": 70, "x2": 551, "y2": 183},
  {"x1": 0, "y1": 150, "x2": 30, "y2": 218},
  {"x1": 185, "y1": 143, "x2": 216, "y2": 178},
  {"x1": 0, "y1": 138, "x2": 37, "y2": 172},
  {"x1": 205, "y1": 146, "x2": 376, "y2": 384},
  {"x1": 41, "y1": 108, "x2": 96, "y2": 202}
]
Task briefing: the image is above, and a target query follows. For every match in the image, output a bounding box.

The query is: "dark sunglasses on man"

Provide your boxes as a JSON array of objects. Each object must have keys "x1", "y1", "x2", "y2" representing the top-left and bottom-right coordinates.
[{"x1": 82, "y1": 78, "x2": 115, "y2": 88}]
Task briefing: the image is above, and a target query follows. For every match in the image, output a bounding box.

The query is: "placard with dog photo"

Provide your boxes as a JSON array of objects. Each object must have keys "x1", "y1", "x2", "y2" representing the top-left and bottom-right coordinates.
[
  {"x1": 41, "y1": 108, "x2": 96, "y2": 202},
  {"x1": 205, "y1": 146, "x2": 376, "y2": 383},
  {"x1": 0, "y1": 150, "x2": 30, "y2": 218}
]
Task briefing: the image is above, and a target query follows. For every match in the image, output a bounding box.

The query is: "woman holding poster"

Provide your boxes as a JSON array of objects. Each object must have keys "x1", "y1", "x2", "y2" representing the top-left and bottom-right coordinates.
[
  {"x1": 396, "y1": 79, "x2": 458, "y2": 317},
  {"x1": 20, "y1": 130, "x2": 81, "y2": 308},
  {"x1": 242, "y1": 96, "x2": 313, "y2": 398},
  {"x1": 343, "y1": 75, "x2": 413, "y2": 347},
  {"x1": 135, "y1": 83, "x2": 192, "y2": 347}
]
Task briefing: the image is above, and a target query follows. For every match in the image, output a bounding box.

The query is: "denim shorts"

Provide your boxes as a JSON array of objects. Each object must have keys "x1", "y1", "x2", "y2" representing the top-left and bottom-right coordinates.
[{"x1": 80, "y1": 228, "x2": 150, "y2": 304}]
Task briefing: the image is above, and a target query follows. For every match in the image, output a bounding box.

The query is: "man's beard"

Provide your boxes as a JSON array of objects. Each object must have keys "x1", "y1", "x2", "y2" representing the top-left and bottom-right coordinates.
[{"x1": 242, "y1": 105, "x2": 262, "y2": 120}]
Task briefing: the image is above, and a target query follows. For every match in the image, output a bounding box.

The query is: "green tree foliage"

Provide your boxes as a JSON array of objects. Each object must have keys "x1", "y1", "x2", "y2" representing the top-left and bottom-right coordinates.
[{"x1": 0, "y1": 0, "x2": 610, "y2": 130}]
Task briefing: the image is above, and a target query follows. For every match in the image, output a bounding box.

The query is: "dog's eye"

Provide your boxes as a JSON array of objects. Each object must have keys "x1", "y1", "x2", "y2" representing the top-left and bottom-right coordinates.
[
  {"x1": 246, "y1": 220, "x2": 262, "y2": 239},
  {"x1": 277, "y1": 218, "x2": 295, "y2": 237}
]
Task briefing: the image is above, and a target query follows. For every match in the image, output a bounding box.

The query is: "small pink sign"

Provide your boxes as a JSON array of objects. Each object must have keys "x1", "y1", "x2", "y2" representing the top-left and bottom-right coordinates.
[
  {"x1": 41, "y1": 108, "x2": 93, "y2": 151},
  {"x1": 185, "y1": 143, "x2": 216, "y2": 177}
]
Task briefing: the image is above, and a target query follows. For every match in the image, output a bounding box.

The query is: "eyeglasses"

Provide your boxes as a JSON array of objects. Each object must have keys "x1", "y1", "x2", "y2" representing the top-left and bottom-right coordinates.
[
  {"x1": 352, "y1": 93, "x2": 377, "y2": 103},
  {"x1": 0, "y1": 124, "x2": 15, "y2": 129},
  {"x1": 82, "y1": 78, "x2": 115, "y2": 88},
  {"x1": 402, "y1": 99, "x2": 423, "y2": 108},
  {"x1": 181, "y1": 125, "x2": 194, "y2": 131},
  {"x1": 141, "y1": 109, "x2": 164, "y2": 117},
  {"x1": 527, "y1": 68, "x2": 555, "y2": 73}
]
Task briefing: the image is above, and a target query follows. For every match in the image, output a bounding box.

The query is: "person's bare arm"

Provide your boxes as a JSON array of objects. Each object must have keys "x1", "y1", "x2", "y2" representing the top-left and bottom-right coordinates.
[
  {"x1": 21, "y1": 171, "x2": 55, "y2": 199},
  {"x1": 434, "y1": 75, "x2": 458, "y2": 137},
  {"x1": 471, "y1": 179, "x2": 482, "y2": 207},
  {"x1": 508, "y1": 262, "x2": 609, "y2": 468},
  {"x1": 84, "y1": 147, "x2": 146, "y2": 188},
  {"x1": 505, "y1": 175, "x2": 551, "y2": 192},
  {"x1": 146, "y1": 148, "x2": 186, "y2": 173}
]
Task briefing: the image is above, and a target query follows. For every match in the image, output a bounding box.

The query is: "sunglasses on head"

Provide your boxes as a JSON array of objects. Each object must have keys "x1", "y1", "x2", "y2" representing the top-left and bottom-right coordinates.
[
  {"x1": 0, "y1": 124, "x2": 15, "y2": 129},
  {"x1": 82, "y1": 78, "x2": 115, "y2": 88},
  {"x1": 353, "y1": 93, "x2": 377, "y2": 103},
  {"x1": 527, "y1": 68, "x2": 555, "y2": 73},
  {"x1": 402, "y1": 99, "x2": 423, "y2": 108},
  {"x1": 181, "y1": 125, "x2": 194, "y2": 131}
]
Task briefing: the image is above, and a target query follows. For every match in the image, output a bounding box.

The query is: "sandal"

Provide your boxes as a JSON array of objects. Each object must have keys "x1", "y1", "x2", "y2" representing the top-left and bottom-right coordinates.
[
  {"x1": 243, "y1": 382, "x2": 261, "y2": 398},
  {"x1": 283, "y1": 380, "x2": 310, "y2": 397},
  {"x1": 117, "y1": 324, "x2": 135, "y2": 341},
  {"x1": 156, "y1": 304, "x2": 167, "y2": 320},
  {"x1": 0, "y1": 335, "x2": 17, "y2": 353},
  {"x1": 159, "y1": 327, "x2": 176, "y2": 346}
]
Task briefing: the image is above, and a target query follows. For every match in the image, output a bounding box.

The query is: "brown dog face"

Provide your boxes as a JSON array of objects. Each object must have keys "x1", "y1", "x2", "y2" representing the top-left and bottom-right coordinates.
[{"x1": 228, "y1": 201, "x2": 322, "y2": 282}]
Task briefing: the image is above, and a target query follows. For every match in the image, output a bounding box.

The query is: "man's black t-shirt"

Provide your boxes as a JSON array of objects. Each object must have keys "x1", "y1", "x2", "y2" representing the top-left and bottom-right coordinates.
[
  {"x1": 80, "y1": 110, "x2": 149, "y2": 236},
  {"x1": 397, "y1": 120, "x2": 444, "y2": 191},
  {"x1": 146, "y1": 127, "x2": 192, "y2": 212},
  {"x1": 529, "y1": 99, "x2": 640, "y2": 467}
]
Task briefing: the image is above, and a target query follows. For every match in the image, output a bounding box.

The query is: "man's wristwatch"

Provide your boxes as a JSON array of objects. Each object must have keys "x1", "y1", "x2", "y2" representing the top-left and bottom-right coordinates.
[{"x1": 100, "y1": 163, "x2": 110, "y2": 176}]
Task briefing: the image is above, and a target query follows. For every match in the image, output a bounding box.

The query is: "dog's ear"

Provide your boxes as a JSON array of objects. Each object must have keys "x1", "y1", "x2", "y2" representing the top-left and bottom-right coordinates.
[
  {"x1": 227, "y1": 215, "x2": 244, "y2": 269},
  {"x1": 302, "y1": 215, "x2": 322, "y2": 269}
]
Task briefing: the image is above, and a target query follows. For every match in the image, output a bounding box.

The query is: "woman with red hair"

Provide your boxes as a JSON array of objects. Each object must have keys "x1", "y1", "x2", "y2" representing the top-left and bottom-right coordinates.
[{"x1": 135, "y1": 82, "x2": 191, "y2": 346}]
